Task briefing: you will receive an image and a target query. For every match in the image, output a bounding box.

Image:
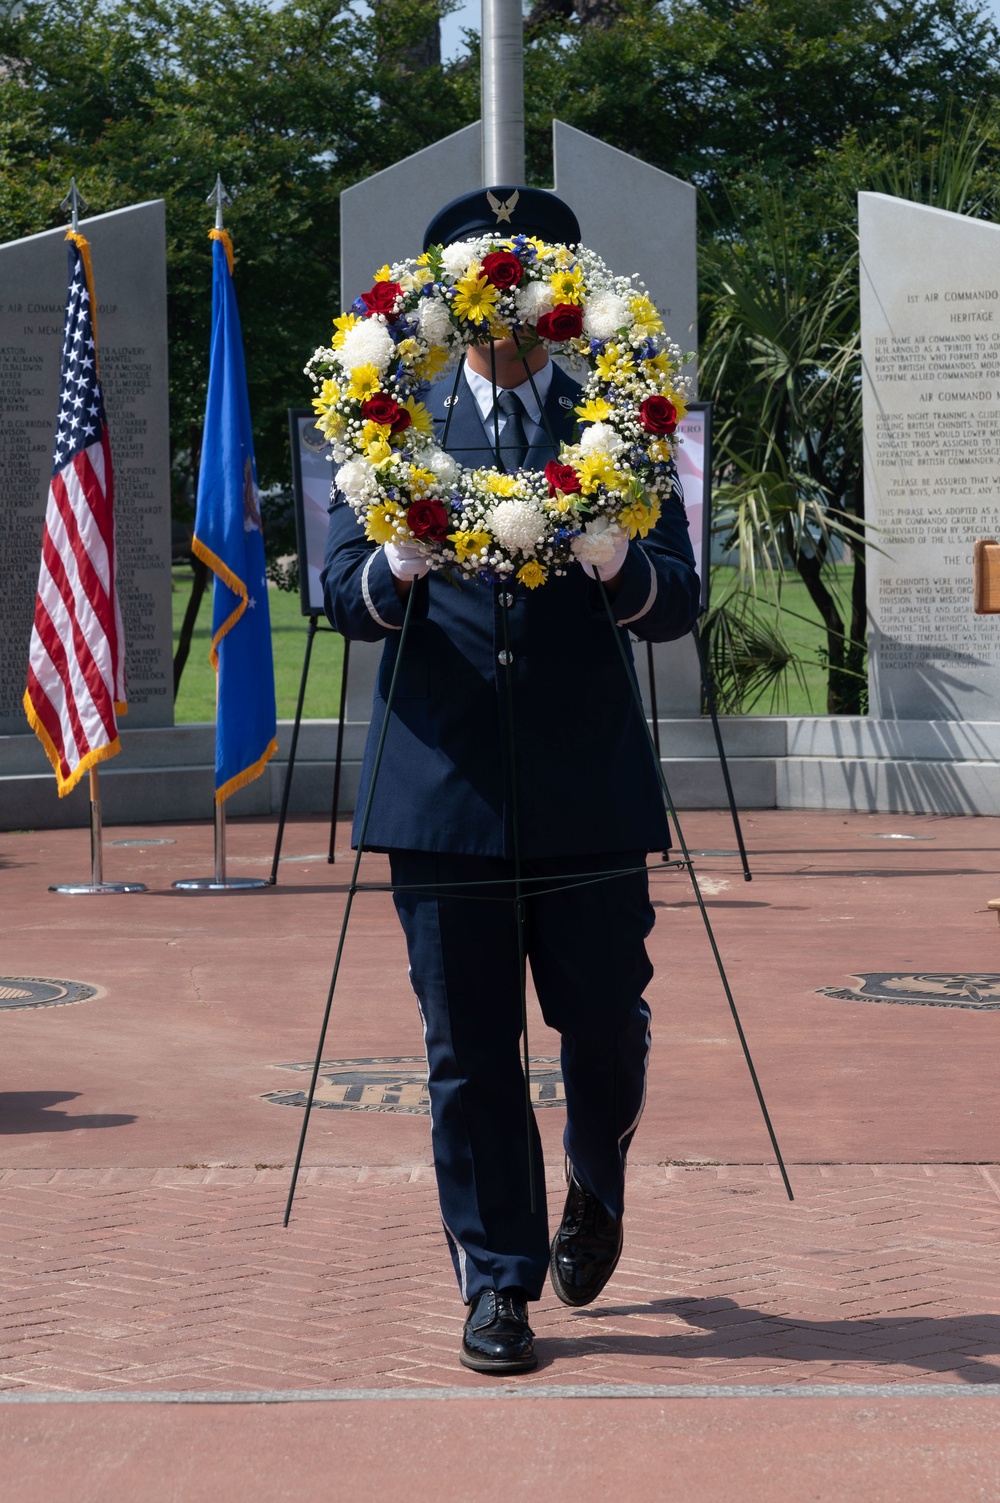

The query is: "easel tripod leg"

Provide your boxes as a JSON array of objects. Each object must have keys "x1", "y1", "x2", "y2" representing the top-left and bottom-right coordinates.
[
  {"x1": 328, "y1": 637, "x2": 350, "y2": 864},
  {"x1": 692, "y1": 626, "x2": 752, "y2": 882},
  {"x1": 599, "y1": 585, "x2": 792, "y2": 1201},
  {"x1": 270, "y1": 614, "x2": 319, "y2": 884},
  {"x1": 284, "y1": 596, "x2": 414, "y2": 1225}
]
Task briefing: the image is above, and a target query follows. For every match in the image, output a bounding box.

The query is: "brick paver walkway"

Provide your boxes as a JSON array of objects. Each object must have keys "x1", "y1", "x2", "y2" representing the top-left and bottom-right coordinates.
[{"x1": 4, "y1": 1161, "x2": 1000, "y2": 1393}]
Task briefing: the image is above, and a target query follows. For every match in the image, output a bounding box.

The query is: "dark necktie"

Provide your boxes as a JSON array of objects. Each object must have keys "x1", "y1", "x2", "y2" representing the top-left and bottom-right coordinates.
[{"x1": 497, "y1": 389, "x2": 529, "y2": 472}]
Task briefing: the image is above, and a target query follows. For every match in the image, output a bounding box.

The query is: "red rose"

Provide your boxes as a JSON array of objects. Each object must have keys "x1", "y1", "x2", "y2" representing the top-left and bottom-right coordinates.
[
  {"x1": 544, "y1": 461, "x2": 581, "y2": 496},
  {"x1": 535, "y1": 303, "x2": 584, "y2": 342},
  {"x1": 638, "y1": 395, "x2": 678, "y2": 435},
  {"x1": 481, "y1": 250, "x2": 524, "y2": 289},
  {"x1": 360, "y1": 281, "x2": 402, "y2": 317},
  {"x1": 407, "y1": 499, "x2": 450, "y2": 541},
  {"x1": 361, "y1": 393, "x2": 411, "y2": 434}
]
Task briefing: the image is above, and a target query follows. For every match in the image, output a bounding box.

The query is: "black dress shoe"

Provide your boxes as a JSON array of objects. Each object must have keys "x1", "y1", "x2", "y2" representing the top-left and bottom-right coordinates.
[
  {"x1": 460, "y1": 1288, "x2": 537, "y2": 1374},
  {"x1": 549, "y1": 1165, "x2": 624, "y2": 1306}
]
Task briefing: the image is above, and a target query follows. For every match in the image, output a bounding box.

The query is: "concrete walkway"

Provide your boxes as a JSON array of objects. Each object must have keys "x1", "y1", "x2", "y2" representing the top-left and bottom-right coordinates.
[{"x1": 3, "y1": 808, "x2": 1000, "y2": 1497}]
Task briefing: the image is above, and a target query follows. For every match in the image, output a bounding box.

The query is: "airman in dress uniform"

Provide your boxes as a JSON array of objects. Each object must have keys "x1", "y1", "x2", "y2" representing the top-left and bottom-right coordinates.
[{"x1": 323, "y1": 187, "x2": 700, "y2": 1373}]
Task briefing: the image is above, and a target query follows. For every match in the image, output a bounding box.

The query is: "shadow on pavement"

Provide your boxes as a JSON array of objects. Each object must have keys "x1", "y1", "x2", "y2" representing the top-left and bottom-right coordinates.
[
  {"x1": 0, "y1": 1092, "x2": 137, "y2": 1133},
  {"x1": 542, "y1": 1296, "x2": 1000, "y2": 1381}
]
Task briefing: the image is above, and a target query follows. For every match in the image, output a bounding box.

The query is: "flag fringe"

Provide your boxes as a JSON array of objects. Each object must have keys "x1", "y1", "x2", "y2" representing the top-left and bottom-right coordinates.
[
  {"x1": 209, "y1": 227, "x2": 235, "y2": 274},
  {"x1": 214, "y1": 736, "x2": 278, "y2": 805},
  {"x1": 23, "y1": 688, "x2": 121, "y2": 798},
  {"x1": 191, "y1": 535, "x2": 248, "y2": 668}
]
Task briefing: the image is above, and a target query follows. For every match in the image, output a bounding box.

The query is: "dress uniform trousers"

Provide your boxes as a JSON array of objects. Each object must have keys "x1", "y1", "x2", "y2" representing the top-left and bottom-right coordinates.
[{"x1": 390, "y1": 847, "x2": 655, "y2": 1302}]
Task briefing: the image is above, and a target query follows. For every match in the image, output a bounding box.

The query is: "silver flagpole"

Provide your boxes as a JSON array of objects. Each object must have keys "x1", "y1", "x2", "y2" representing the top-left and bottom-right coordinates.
[
  {"x1": 481, "y1": 0, "x2": 525, "y2": 184},
  {"x1": 173, "y1": 174, "x2": 269, "y2": 894},
  {"x1": 51, "y1": 179, "x2": 146, "y2": 896}
]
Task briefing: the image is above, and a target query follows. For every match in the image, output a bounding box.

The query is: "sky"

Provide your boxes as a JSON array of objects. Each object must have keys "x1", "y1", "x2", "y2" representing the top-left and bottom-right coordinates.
[{"x1": 440, "y1": 0, "x2": 1000, "y2": 63}]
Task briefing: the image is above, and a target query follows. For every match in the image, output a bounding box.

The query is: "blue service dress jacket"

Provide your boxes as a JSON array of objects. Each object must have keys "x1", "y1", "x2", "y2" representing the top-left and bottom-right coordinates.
[{"x1": 321, "y1": 361, "x2": 701, "y2": 859}]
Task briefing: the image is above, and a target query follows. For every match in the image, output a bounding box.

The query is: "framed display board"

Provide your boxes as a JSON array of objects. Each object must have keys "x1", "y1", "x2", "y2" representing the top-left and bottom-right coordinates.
[
  {"x1": 289, "y1": 400, "x2": 713, "y2": 615},
  {"x1": 288, "y1": 408, "x2": 335, "y2": 616},
  {"x1": 675, "y1": 401, "x2": 713, "y2": 612}
]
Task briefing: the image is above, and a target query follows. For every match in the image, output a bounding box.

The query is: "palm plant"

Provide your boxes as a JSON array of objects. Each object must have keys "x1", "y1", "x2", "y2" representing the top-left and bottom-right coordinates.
[{"x1": 699, "y1": 109, "x2": 1000, "y2": 715}]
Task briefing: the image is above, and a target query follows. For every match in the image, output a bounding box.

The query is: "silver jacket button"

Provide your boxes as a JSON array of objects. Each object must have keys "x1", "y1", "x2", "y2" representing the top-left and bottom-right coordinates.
[
  {"x1": 498, "y1": 650, "x2": 512, "y2": 666},
  {"x1": 501, "y1": 592, "x2": 515, "y2": 608}
]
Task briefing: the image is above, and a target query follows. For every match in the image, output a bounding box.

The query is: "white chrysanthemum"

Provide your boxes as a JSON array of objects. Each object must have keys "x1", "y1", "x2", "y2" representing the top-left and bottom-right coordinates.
[
  {"x1": 515, "y1": 279, "x2": 555, "y2": 322},
  {"x1": 426, "y1": 447, "x2": 458, "y2": 485},
  {"x1": 441, "y1": 240, "x2": 478, "y2": 278},
  {"x1": 579, "y1": 422, "x2": 624, "y2": 456},
  {"x1": 414, "y1": 297, "x2": 453, "y2": 347},
  {"x1": 334, "y1": 318, "x2": 395, "y2": 375},
  {"x1": 336, "y1": 457, "x2": 379, "y2": 502},
  {"x1": 583, "y1": 291, "x2": 631, "y2": 341},
  {"x1": 572, "y1": 517, "x2": 625, "y2": 565},
  {"x1": 486, "y1": 499, "x2": 547, "y2": 554}
]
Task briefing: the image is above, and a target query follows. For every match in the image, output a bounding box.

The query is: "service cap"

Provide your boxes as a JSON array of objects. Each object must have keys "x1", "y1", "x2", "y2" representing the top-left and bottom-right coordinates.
[{"x1": 422, "y1": 186, "x2": 581, "y2": 250}]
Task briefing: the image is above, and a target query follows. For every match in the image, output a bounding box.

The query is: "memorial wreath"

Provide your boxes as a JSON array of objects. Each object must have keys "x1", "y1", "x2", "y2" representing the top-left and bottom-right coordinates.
[{"x1": 306, "y1": 236, "x2": 690, "y2": 589}]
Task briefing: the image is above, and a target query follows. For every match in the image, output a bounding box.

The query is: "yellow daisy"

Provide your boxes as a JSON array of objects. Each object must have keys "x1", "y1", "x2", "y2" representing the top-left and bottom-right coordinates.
[
  {"x1": 452, "y1": 273, "x2": 499, "y2": 325},
  {"x1": 575, "y1": 397, "x2": 613, "y2": 423},
  {"x1": 578, "y1": 454, "x2": 626, "y2": 495},
  {"x1": 332, "y1": 312, "x2": 359, "y2": 348},
  {"x1": 549, "y1": 266, "x2": 585, "y2": 304},
  {"x1": 415, "y1": 346, "x2": 451, "y2": 380},
  {"x1": 402, "y1": 398, "x2": 434, "y2": 438},
  {"x1": 348, "y1": 364, "x2": 382, "y2": 401},
  {"x1": 619, "y1": 494, "x2": 661, "y2": 538},
  {"x1": 517, "y1": 561, "x2": 547, "y2": 589},
  {"x1": 630, "y1": 294, "x2": 663, "y2": 336},
  {"x1": 364, "y1": 502, "x2": 404, "y2": 544},
  {"x1": 595, "y1": 345, "x2": 635, "y2": 383},
  {"x1": 448, "y1": 529, "x2": 492, "y2": 561},
  {"x1": 647, "y1": 438, "x2": 673, "y2": 464},
  {"x1": 476, "y1": 471, "x2": 520, "y2": 496},
  {"x1": 407, "y1": 466, "x2": 438, "y2": 497},
  {"x1": 360, "y1": 419, "x2": 391, "y2": 448},
  {"x1": 373, "y1": 264, "x2": 393, "y2": 283}
]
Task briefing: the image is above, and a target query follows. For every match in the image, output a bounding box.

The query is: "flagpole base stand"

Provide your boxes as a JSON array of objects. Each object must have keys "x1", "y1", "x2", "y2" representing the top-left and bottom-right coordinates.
[
  {"x1": 171, "y1": 877, "x2": 271, "y2": 892},
  {"x1": 49, "y1": 882, "x2": 148, "y2": 895}
]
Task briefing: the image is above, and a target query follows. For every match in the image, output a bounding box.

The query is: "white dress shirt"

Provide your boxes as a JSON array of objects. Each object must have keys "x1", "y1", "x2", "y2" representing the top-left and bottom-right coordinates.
[{"x1": 463, "y1": 359, "x2": 554, "y2": 439}]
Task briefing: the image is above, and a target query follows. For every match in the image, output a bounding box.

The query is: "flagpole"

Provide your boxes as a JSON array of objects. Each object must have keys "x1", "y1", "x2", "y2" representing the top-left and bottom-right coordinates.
[
  {"x1": 45, "y1": 182, "x2": 146, "y2": 896},
  {"x1": 173, "y1": 176, "x2": 272, "y2": 895}
]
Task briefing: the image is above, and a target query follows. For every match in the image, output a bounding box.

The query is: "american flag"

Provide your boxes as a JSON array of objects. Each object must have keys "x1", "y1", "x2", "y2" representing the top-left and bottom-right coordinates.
[{"x1": 23, "y1": 232, "x2": 126, "y2": 796}]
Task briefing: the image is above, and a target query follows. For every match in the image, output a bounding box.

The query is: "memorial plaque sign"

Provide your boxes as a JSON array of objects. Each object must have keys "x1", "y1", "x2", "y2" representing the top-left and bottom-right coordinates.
[
  {"x1": 0, "y1": 200, "x2": 173, "y2": 734},
  {"x1": 861, "y1": 192, "x2": 1000, "y2": 720}
]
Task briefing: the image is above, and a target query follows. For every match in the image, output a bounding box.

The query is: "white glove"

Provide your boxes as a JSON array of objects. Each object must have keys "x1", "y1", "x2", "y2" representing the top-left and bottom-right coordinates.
[
  {"x1": 384, "y1": 541, "x2": 431, "y2": 581},
  {"x1": 579, "y1": 537, "x2": 630, "y2": 581}
]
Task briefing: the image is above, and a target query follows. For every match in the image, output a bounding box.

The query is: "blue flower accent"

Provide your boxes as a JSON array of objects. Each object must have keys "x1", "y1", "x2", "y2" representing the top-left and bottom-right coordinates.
[{"x1": 351, "y1": 297, "x2": 368, "y2": 316}]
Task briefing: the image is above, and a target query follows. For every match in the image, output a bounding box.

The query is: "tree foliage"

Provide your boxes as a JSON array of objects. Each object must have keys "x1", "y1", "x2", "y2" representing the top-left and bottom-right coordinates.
[
  {"x1": 0, "y1": 0, "x2": 471, "y2": 508},
  {"x1": 5, "y1": 0, "x2": 1000, "y2": 711}
]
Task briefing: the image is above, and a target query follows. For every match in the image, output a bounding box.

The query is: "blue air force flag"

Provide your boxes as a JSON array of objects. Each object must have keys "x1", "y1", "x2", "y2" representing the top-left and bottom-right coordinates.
[{"x1": 193, "y1": 229, "x2": 277, "y2": 802}]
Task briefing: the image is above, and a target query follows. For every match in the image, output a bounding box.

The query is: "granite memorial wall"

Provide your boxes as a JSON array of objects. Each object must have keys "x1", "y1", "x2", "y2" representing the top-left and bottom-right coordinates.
[
  {"x1": 0, "y1": 200, "x2": 173, "y2": 736},
  {"x1": 861, "y1": 192, "x2": 1000, "y2": 721}
]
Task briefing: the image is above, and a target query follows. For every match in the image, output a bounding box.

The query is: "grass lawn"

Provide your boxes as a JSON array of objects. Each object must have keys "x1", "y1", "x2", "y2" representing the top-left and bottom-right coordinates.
[
  {"x1": 170, "y1": 562, "x2": 862, "y2": 723},
  {"x1": 708, "y1": 563, "x2": 863, "y2": 716},
  {"x1": 171, "y1": 567, "x2": 344, "y2": 724}
]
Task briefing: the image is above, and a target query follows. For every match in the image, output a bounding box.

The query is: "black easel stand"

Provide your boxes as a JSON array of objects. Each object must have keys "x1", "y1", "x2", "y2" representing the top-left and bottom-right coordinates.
[
  {"x1": 283, "y1": 585, "x2": 793, "y2": 1229},
  {"x1": 283, "y1": 345, "x2": 787, "y2": 1226},
  {"x1": 269, "y1": 613, "x2": 343, "y2": 884}
]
